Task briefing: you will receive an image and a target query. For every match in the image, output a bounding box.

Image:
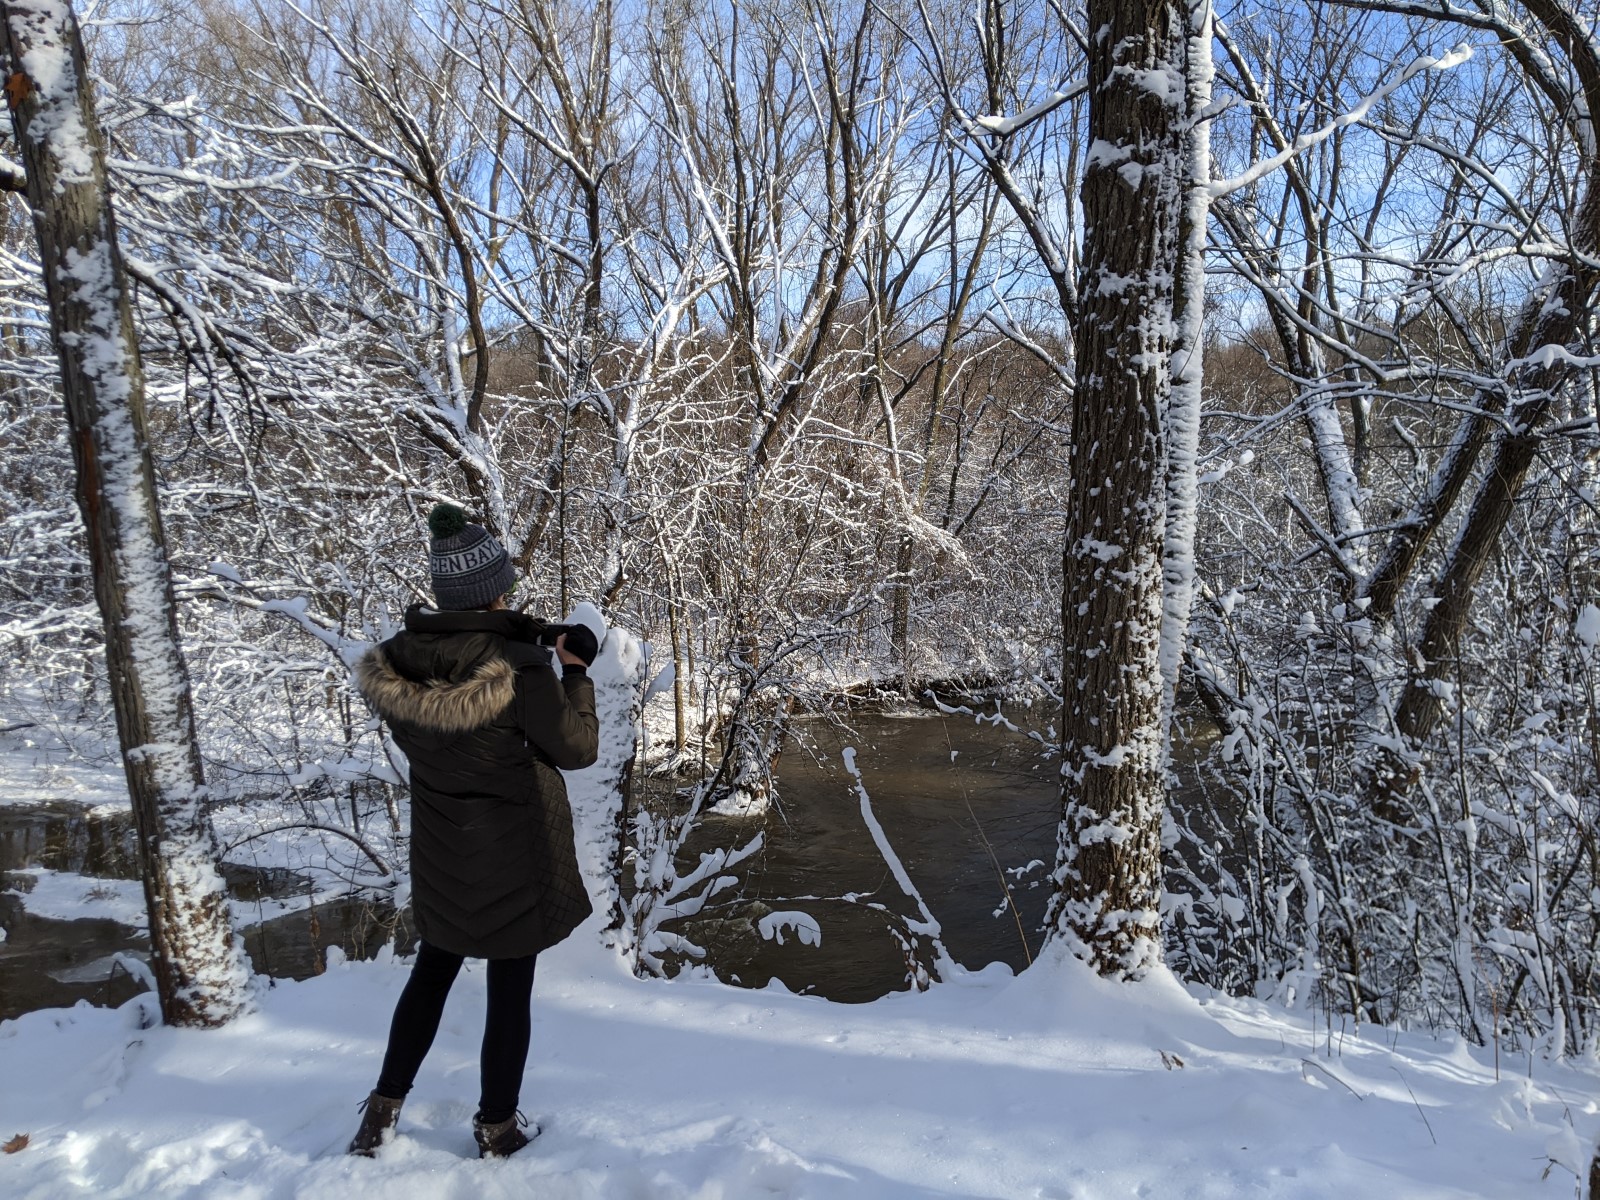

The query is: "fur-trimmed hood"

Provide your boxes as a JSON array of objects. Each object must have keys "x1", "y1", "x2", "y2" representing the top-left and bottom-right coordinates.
[{"x1": 355, "y1": 646, "x2": 515, "y2": 734}]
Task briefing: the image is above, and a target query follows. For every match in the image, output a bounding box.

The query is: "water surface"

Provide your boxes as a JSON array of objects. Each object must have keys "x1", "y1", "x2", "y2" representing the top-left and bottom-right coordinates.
[{"x1": 0, "y1": 709, "x2": 1213, "y2": 1017}]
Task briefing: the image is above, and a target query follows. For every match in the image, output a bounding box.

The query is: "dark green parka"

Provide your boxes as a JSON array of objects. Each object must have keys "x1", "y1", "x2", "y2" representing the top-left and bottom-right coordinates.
[{"x1": 355, "y1": 606, "x2": 599, "y2": 959}]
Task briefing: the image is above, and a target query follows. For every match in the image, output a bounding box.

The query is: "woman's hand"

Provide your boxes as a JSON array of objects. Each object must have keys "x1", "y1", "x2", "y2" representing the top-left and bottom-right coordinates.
[{"x1": 554, "y1": 633, "x2": 586, "y2": 667}]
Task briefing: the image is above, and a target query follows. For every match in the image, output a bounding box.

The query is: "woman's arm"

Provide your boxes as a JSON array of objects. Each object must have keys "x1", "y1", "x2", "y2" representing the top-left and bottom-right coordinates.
[{"x1": 517, "y1": 658, "x2": 599, "y2": 770}]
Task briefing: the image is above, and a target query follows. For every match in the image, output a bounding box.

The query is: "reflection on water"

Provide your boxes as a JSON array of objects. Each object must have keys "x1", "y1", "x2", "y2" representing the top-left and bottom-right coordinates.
[
  {"x1": 0, "y1": 878, "x2": 412, "y2": 1020},
  {"x1": 0, "y1": 890, "x2": 151, "y2": 1018},
  {"x1": 0, "y1": 801, "x2": 141, "y2": 879},
  {"x1": 241, "y1": 900, "x2": 415, "y2": 982},
  {"x1": 0, "y1": 803, "x2": 149, "y2": 1019},
  {"x1": 0, "y1": 799, "x2": 414, "y2": 1019}
]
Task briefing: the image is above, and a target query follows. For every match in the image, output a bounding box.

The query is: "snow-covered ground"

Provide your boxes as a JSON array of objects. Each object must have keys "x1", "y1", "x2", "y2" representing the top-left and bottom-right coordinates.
[
  {"x1": 5, "y1": 629, "x2": 1599, "y2": 1197},
  {"x1": 0, "y1": 692, "x2": 128, "y2": 811},
  {"x1": 3, "y1": 868, "x2": 145, "y2": 927},
  {"x1": 0, "y1": 928, "x2": 1595, "y2": 1199}
]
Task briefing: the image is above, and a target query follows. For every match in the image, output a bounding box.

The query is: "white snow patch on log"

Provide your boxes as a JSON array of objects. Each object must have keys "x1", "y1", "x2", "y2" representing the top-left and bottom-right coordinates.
[{"x1": 758, "y1": 911, "x2": 822, "y2": 948}]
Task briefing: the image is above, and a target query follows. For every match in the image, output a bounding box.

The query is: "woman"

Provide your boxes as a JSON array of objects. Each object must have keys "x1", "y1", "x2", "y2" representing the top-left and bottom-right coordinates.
[{"x1": 346, "y1": 503, "x2": 599, "y2": 1159}]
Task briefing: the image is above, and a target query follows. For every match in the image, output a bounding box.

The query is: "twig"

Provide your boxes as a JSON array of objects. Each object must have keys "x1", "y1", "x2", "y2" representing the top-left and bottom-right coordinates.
[
  {"x1": 1390, "y1": 1065, "x2": 1436, "y2": 1145},
  {"x1": 223, "y1": 821, "x2": 393, "y2": 878},
  {"x1": 1284, "y1": 491, "x2": 1359, "y2": 581},
  {"x1": 1300, "y1": 1057, "x2": 1365, "y2": 1101},
  {"x1": 938, "y1": 715, "x2": 1032, "y2": 966}
]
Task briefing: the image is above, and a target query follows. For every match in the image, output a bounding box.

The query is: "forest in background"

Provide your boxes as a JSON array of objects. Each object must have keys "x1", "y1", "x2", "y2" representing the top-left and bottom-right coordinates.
[{"x1": 1, "y1": 0, "x2": 1598, "y2": 1055}]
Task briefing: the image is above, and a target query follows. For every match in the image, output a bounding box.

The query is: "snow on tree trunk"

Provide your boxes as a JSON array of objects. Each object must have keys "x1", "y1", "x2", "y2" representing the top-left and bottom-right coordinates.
[
  {"x1": 1, "y1": 0, "x2": 249, "y2": 1026},
  {"x1": 1158, "y1": 0, "x2": 1214, "y2": 731},
  {"x1": 1050, "y1": 0, "x2": 1187, "y2": 979},
  {"x1": 1297, "y1": 336, "x2": 1365, "y2": 557},
  {"x1": 562, "y1": 613, "x2": 648, "y2": 941}
]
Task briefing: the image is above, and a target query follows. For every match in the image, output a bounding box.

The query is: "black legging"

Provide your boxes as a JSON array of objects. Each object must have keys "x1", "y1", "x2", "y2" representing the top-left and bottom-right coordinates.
[{"x1": 374, "y1": 941, "x2": 537, "y2": 1124}]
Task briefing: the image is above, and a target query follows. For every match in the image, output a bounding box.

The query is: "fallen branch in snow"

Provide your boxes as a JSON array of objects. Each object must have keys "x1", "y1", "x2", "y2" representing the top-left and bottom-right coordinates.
[
  {"x1": 922, "y1": 691, "x2": 1019, "y2": 732},
  {"x1": 842, "y1": 746, "x2": 955, "y2": 986}
]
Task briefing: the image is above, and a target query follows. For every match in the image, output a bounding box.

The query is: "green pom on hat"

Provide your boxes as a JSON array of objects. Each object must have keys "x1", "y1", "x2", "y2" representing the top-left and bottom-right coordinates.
[{"x1": 428, "y1": 503, "x2": 468, "y2": 539}]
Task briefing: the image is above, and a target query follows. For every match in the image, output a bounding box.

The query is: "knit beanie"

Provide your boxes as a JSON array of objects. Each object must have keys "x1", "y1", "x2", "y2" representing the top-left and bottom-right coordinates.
[{"x1": 427, "y1": 503, "x2": 516, "y2": 610}]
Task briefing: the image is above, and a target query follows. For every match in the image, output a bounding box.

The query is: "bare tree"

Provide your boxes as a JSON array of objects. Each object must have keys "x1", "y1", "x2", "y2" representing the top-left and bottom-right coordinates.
[
  {"x1": 1358, "y1": 0, "x2": 1600, "y2": 801},
  {"x1": 1, "y1": 0, "x2": 248, "y2": 1026}
]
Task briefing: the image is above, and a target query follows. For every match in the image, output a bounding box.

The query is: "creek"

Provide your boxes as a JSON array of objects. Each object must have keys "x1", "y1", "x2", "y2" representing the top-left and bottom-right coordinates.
[
  {"x1": 660, "y1": 709, "x2": 1215, "y2": 1001},
  {"x1": 0, "y1": 801, "x2": 410, "y2": 1021},
  {"x1": 0, "y1": 711, "x2": 1214, "y2": 1019},
  {"x1": 666, "y1": 710, "x2": 1062, "y2": 1001}
]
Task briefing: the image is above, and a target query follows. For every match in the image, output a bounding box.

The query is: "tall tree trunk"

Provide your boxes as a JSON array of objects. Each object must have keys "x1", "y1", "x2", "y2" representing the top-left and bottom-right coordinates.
[
  {"x1": 1049, "y1": 0, "x2": 1188, "y2": 978},
  {"x1": 2, "y1": 0, "x2": 249, "y2": 1026}
]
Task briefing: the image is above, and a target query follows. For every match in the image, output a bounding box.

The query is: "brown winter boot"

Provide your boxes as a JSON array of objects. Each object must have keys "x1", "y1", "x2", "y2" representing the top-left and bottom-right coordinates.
[
  {"x1": 347, "y1": 1090, "x2": 404, "y2": 1157},
  {"x1": 473, "y1": 1111, "x2": 538, "y2": 1159}
]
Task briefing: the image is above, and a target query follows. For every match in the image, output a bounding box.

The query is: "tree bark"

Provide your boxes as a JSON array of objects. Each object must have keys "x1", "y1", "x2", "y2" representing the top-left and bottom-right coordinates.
[
  {"x1": 2, "y1": 0, "x2": 249, "y2": 1026},
  {"x1": 1049, "y1": 0, "x2": 1188, "y2": 978}
]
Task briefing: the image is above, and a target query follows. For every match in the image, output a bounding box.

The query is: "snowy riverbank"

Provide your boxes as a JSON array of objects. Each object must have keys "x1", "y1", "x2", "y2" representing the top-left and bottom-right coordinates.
[
  {"x1": 4, "y1": 625, "x2": 1598, "y2": 1197},
  {"x1": 0, "y1": 925, "x2": 1595, "y2": 1199}
]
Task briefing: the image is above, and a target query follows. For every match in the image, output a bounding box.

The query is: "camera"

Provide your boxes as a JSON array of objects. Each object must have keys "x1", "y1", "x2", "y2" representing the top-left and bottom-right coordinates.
[
  {"x1": 508, "y1": 616, "x2": 598, "y2": 665},
  {"x1": 532, "y1": 622, "x2": 576, "y2": 647},
  {"x1": 504, "y1": 613, "x2": 564, "y2": 644}
]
